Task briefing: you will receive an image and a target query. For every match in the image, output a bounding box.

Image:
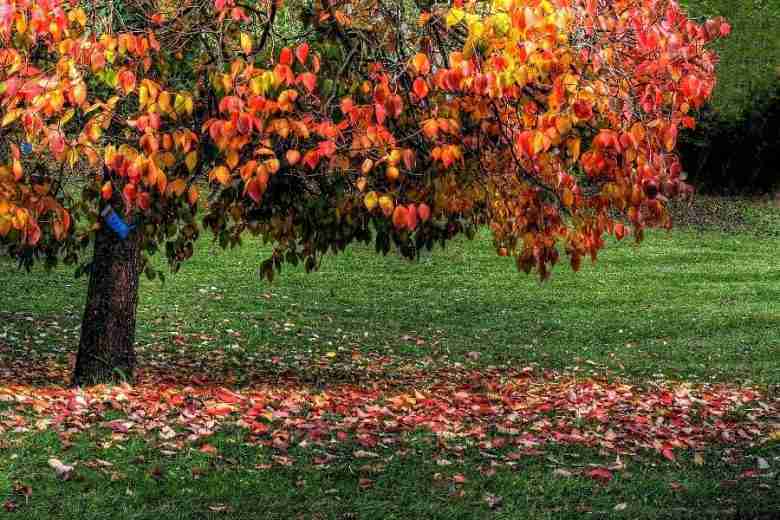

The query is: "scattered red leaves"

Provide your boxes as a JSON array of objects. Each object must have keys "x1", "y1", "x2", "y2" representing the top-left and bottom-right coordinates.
[{"x1": 0, "y1": 359, "x2": 777, "y2": 469}]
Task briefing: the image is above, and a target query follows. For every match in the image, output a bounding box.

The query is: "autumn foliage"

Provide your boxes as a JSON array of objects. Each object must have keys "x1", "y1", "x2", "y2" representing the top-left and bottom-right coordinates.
[{"x1": 0, "y1": 0, "x2": 730, "y2": 278}]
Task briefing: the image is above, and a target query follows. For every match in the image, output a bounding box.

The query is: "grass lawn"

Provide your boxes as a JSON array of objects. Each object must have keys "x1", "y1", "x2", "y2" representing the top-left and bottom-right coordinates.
[{"x1": 1, "y1": 199, "x2": 779, "y2": 519}]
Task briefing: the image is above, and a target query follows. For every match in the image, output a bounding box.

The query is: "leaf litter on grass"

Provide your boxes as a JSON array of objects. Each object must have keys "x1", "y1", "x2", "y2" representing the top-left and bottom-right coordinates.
[{"x1": 1, "y1": 344, "x2": 778, "y2": 477}]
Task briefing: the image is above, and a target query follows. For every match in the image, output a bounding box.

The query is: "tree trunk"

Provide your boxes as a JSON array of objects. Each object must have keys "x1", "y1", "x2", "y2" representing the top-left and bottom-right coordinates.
[{"x1": 72, "y1": 219, "x2": 142, "y2": 387}]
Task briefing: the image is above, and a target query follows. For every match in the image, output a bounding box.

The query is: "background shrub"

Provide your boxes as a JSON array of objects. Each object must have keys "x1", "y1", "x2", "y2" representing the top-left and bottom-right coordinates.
[
  {"x1": 679, "y1": 81, "x2": 780, "y2": 194},
  {"x1": 679, "y1": 1, "x2": 780, "y2": 194}
]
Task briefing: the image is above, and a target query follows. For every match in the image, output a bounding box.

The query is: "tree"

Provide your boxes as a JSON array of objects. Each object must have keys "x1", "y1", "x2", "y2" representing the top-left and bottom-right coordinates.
[{"x1": 0, "y1": 0, "x2": 730, "y2": 386}]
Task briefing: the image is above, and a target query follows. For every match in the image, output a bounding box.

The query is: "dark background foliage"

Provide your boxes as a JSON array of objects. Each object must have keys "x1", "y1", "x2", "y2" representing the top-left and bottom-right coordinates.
[
  {"x1": 680, "y1": 1, "x2": 780, "y2": 194},
  {"x1": 680, "y1": 81, "x2": 780, "y2": 194}
]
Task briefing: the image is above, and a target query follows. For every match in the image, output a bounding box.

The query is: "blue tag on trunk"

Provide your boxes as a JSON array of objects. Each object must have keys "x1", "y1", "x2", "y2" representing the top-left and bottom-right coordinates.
[{"x1": 101, "y1": 206, "x2": 135, "y2": 240}]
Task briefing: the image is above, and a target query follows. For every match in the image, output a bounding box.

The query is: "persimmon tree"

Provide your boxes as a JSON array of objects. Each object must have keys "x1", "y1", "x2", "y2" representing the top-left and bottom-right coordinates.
[{"x1": 0, "y1": 0, "x2": 729, "y2": 386}]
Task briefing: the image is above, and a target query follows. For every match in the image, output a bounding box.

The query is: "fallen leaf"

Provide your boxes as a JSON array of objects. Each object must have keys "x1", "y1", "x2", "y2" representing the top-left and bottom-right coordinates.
[
  {"x1": 199, "y1": 444, "x2": 218, "y2": 455},
  {"x1": 586, "y1": 468, "x2": 612, "y2": 483},
  {"x1": 48, "y1": 458, "x2": 74, "y2": 480},
  {"x1": 353, "y1": 450, "x2": 379, "y2": 459},
  {"x1": 483, "y1": 493, "x2": 503, "y2": 510},
  {"x1": 661, "y1": 448, "x2": 676, "y2": 462}
]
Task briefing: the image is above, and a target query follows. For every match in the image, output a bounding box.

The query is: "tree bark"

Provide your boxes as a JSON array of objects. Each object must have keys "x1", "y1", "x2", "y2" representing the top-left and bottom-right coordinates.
[{"x1": 72, "y1": 219, "x2": 141, "y2": 387}]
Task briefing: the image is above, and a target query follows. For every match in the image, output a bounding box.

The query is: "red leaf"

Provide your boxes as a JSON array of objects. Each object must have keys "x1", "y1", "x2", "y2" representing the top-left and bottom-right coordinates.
[
  {"x1": 199, "y1": 444, "x2": 218, "y2": 455},
  {"x1": 317, "y1": 140, "x2": 336, "y2": 157},
  {"x1": 374, "y1": 103, "x2": 387, "y2": 125},
  {"x1": 215, "y1": 387, "x2": 243, "y2": 404},
  {"x1": 295, "y1": 43, "x2": 309, "y2": 64},
  {"x1": 279, "y1": 47, "x2": 293, "y2": 66},
  {"x1": 586, "y1": 468, "x2": 613, "y2": 483},
  {"x1": 413, "y1": 78, "x2": 429, "y2": 99},
  {"x1": 303, "y1": 150, "x2": 321, "y2": 170},
  {"x1": 661, "y1": 447, "x2": 676, "y2": 462},
  {"x1": 245, "y1": 179, "x2": 263, "y2": 204},
  {"x1": 206, "y1": 404, "x2": 235, "y2": 416}
]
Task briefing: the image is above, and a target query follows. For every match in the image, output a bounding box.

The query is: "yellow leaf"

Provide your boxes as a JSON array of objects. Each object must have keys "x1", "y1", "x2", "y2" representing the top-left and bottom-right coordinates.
[
  {"x1": 364, "y1": 191, "x2": 378, "y2": 211},
  {"x1": 73, "y1": 82, "x2": 87, "y2": 105},
  {"x1": 15, "y1": 13, "x2": 27, "y2": 34},
  {"x1": 445, "y1": 8, "x2": 465, "y2": 27},
  {"x1": 60, "y1": 108, "x2": 76, "y2": 127},
  {"x1": 226, "y1": 150, "x2": 239, "y2": 170},
  {"x1": 265, "y1": 158, "x2": 280, "y2": 174},
  {"x1": 174, "y1": 93, "x2": 186, "y2": 113},
  {"x1": 69, "y1": 7, "x2": 87, "y2": 27},
  {"x1": 567, "y1": 137, "x2": 581, "y2": 161},
  {"x1": 240, "y1": 33, "x2": 253, "y2": 54},
  {"x1": 555, "y1": 115, "x2": 572, "y2": 136},
  {"x1": 211, "y1": 165, "x2": 231, "y2": 186},
  {"x1": 185, "y1": 151, "x2": 197, "y2": 173},
  {"x1": 532, "y1": 131, "x2": 546, "y2": 154},
  {"x1": 2, "y1": 109, "x2": 21, "y2": 127},
  {"x1": 361, "y1": 159, "x2": 374, "y2": 175},
  {"x1": 67, "y1": 147, "x2": 79, "y2": 168},
  {"x1": 250, "y1": 76, "x2": 265, "y2": 96}
]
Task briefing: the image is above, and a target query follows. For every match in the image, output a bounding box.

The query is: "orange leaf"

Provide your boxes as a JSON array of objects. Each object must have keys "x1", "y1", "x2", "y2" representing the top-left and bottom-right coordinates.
[
  {"x1": 187, "y1": 185, "x2": 199, "y2": 205},
  {"x1": 101, "y1": 181, "x2": 113, "y2": 201},
  {"x1": 215, "y1": 387, "x2": 243, "y2": 404},
  {"x1": 211, "y1": 166, "x2": 231, "y2": 186},
  {"x1": 206, "y1": 404, "x2": 235, "y2": 416},
  {"x1": 392, "y1": 205, "x2": 408, "y2": 230},
  {"x1": 412, "y1": 53, "x2": 430, "y2": 75},
  {"x1": 286, "y1": 149, "x2": 301, "y2": 165},
  {"x1": 298, "y1": 72, "x2": 317, "y2": 93},
  {"x1": 417, "y1": 203, "x2": 431, "y2": 222}
]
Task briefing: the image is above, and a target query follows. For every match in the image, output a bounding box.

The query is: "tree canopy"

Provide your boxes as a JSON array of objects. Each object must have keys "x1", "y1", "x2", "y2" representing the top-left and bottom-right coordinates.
[{"x1": 0, "y1": 0, "x2": 729, "y2": 280}]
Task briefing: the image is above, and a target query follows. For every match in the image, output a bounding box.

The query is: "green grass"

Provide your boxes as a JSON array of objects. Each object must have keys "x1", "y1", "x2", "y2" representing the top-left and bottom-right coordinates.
[
  {"x1": 1, "y1": 429, "x2": 778, "y2": 519},
  {"x1": 1, "y1": 199, "x2": 779, "y2": 518},
  {"x1": 683, "y1": 0, "x2": 780, "y2": 117},
  {"x1": 4, "y1": 202, "x2": 779, "y2": 386}
]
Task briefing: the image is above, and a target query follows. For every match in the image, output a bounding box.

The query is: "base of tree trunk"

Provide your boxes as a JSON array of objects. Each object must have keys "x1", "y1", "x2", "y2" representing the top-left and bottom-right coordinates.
[{"x1": 72, "y1": 220, "x2": 142, "y2": 387}]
